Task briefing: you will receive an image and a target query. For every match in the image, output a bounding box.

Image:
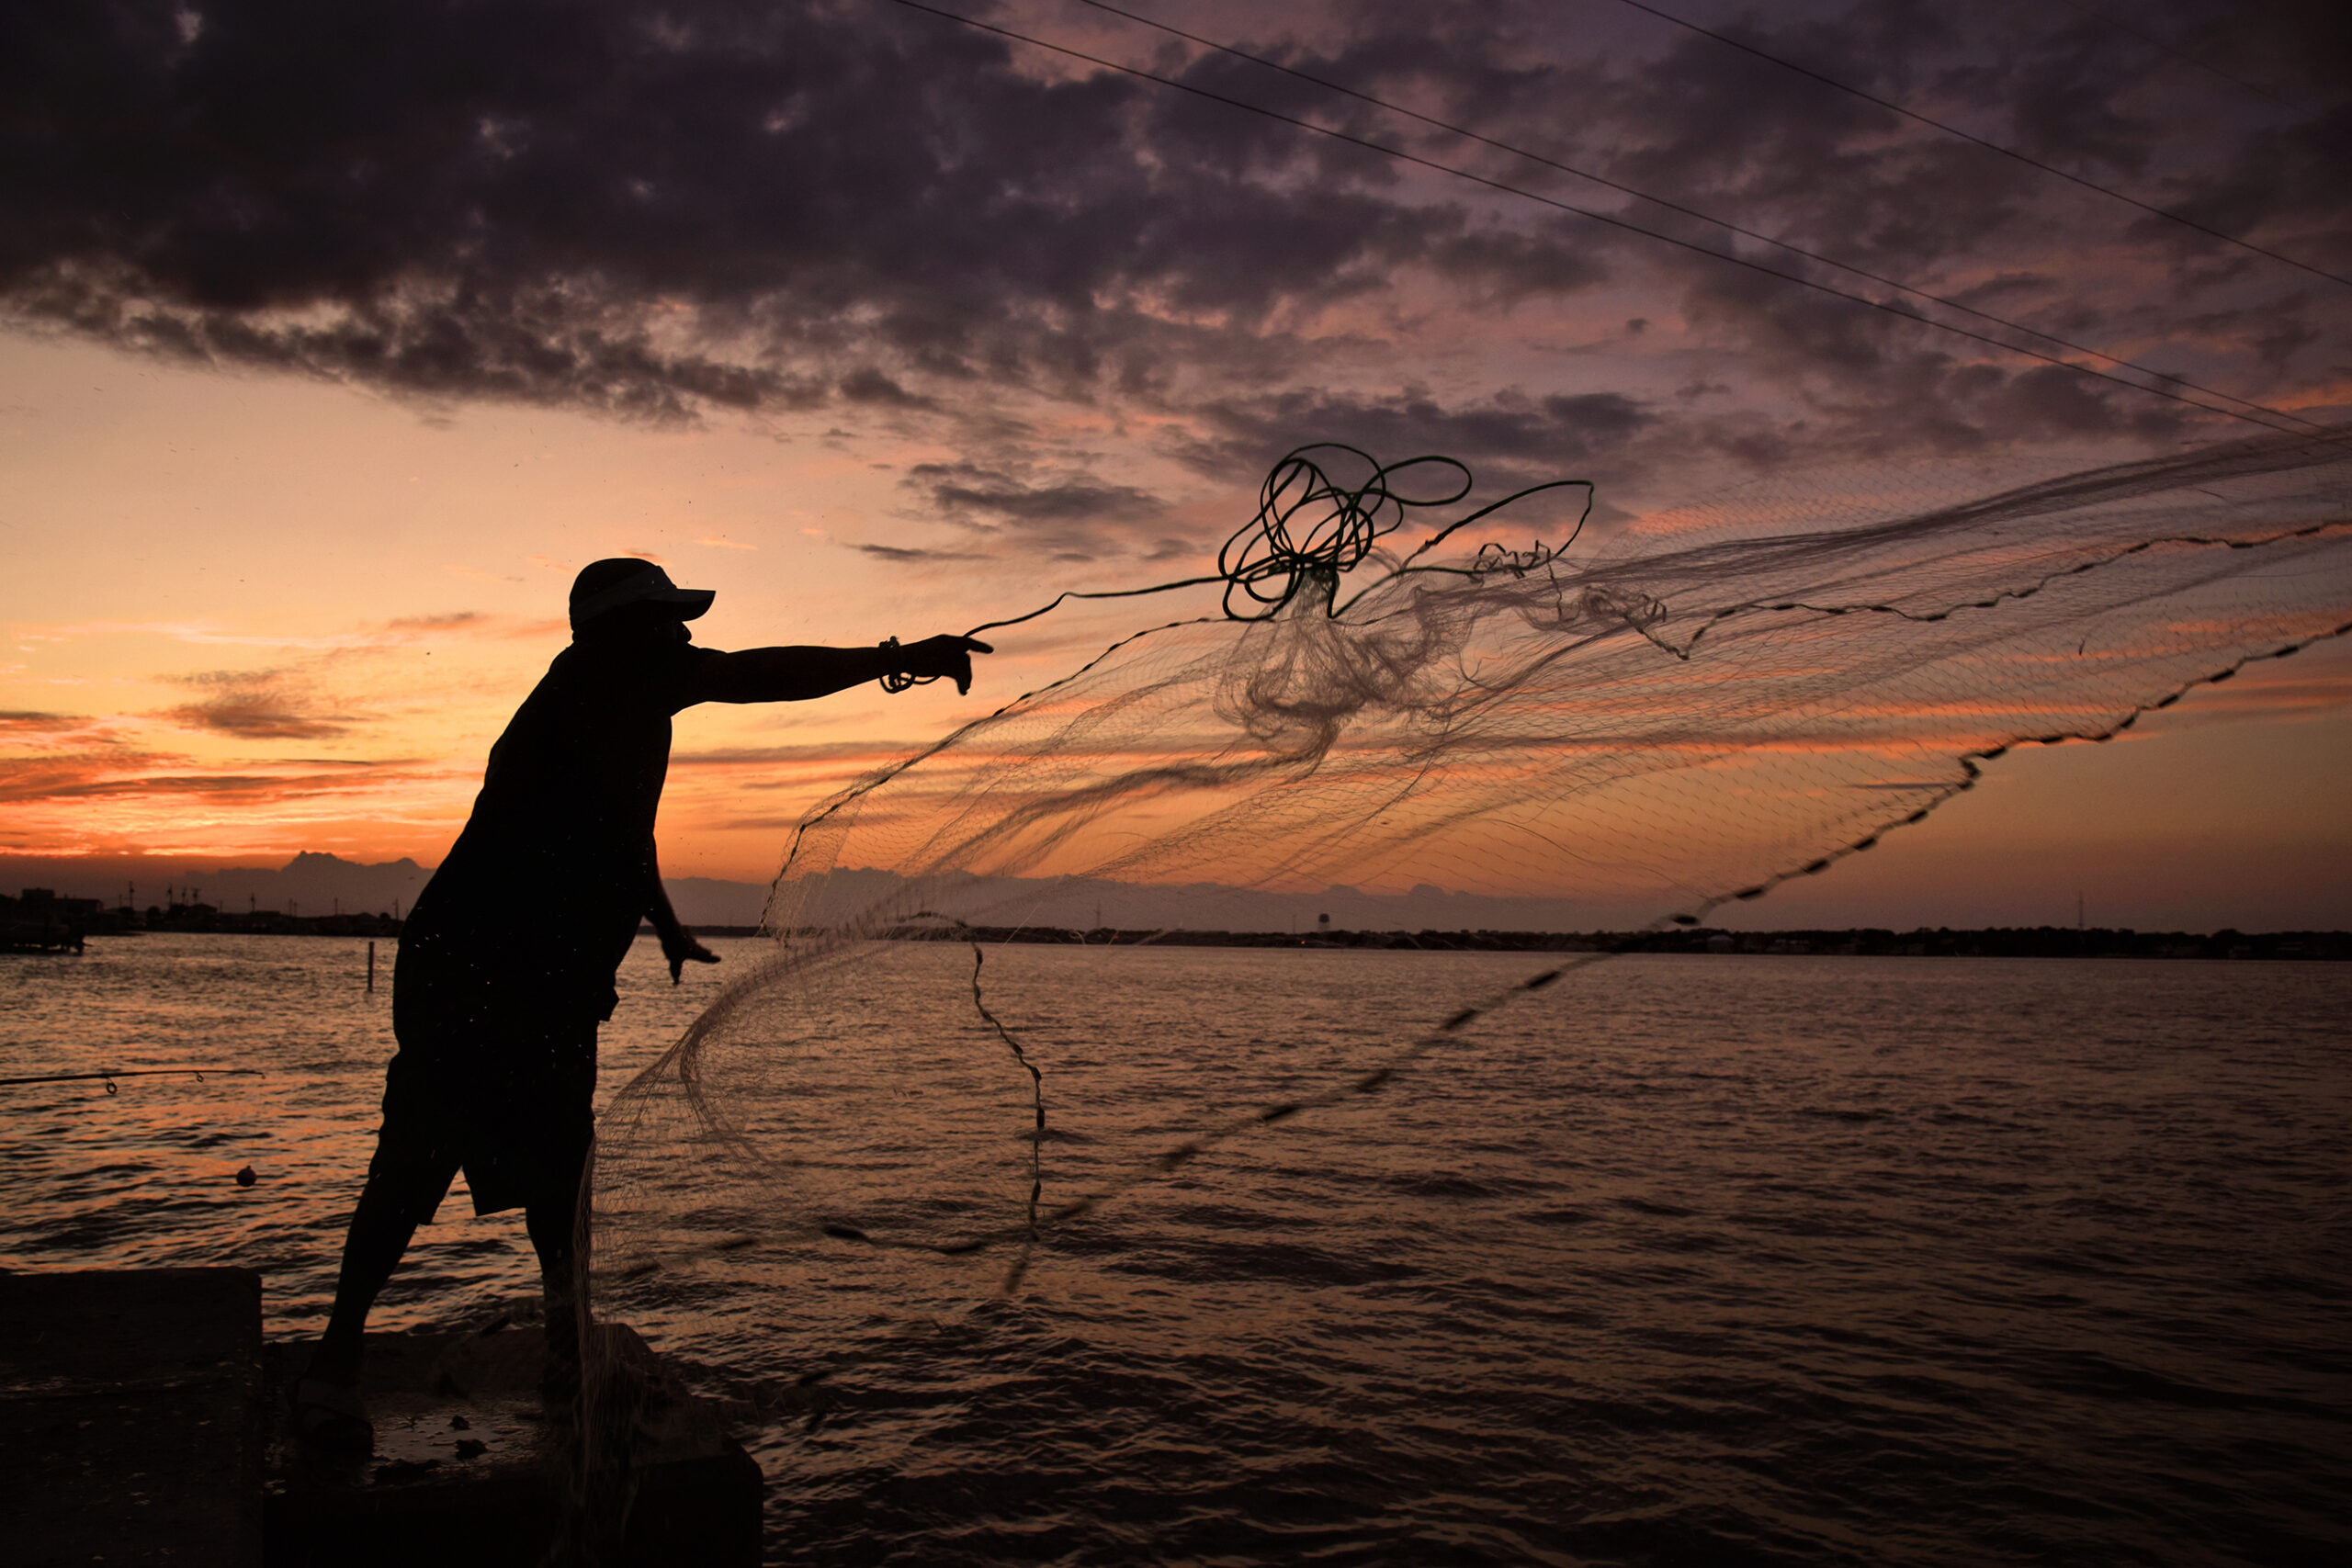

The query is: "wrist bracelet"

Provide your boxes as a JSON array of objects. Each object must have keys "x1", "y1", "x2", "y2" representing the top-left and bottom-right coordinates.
[{"x1": 878, "y1": 636, "x2": 917, "y2": 694}]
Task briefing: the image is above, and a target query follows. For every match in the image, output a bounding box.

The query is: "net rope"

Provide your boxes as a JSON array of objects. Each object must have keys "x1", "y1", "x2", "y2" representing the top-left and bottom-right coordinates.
[{"x1": 574, "y1": 424, "x2": 2352, "y2": 1485}]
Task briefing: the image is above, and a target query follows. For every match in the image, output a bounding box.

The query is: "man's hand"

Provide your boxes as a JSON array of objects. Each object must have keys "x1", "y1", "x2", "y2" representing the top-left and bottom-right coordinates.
[
  {"x1": 895, "y1": 634, "x2": 993, "y2": 695},
  {"x1": 662, "y1": 931, "x2": 720, "y2": 984}
]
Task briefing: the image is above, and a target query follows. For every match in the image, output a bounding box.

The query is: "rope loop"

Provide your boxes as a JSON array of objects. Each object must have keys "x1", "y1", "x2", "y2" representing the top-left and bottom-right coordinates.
[
  {"x1": 1216, "y1": 445, "x2": 1475, "y2": 617},
  {"x1": 884, "y1": 442, "x2": 1595, "y2": 673}
]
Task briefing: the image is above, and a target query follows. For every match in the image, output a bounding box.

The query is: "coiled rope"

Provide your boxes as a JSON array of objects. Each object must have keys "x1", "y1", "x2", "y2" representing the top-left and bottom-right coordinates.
[{"x1": 878, "y1": 444, "x2": 1591, "y2": 691}]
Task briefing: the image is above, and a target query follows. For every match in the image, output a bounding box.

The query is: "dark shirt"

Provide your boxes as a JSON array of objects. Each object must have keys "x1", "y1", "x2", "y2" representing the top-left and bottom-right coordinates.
[{"x1": 403, "y1": 635, "x2": 719, "y2": 1017}]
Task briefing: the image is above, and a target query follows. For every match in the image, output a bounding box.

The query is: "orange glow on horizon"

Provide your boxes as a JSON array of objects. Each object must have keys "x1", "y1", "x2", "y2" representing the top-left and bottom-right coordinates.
[{"x1": 4, "y1": 335, "x2": 2348, "y2": 923}]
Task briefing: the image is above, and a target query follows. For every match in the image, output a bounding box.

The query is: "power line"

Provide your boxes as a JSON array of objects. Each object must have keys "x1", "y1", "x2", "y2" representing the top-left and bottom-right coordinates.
[
  {"x1": 2046, "y1": 0, "x2": 2308, "y2": 115},
  {"x1": 1066, "y1": 0, "x2": 2321, "y2": 433},
  {"x1": 879, "y1": 0, "x2": 2311, "y2": 434},
  {"x1": 1607, "y1": 0, "x2": 2351, "y2": 291}
]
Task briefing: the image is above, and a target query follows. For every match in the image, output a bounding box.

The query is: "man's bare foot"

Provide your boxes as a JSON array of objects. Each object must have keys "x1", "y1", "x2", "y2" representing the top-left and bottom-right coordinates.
[
  {"x1": 291, "y1": 1373, "x2": 373, "y2": 1455},
  {"x1": 541, "y1": 1327, "x2": 583, "y2": 1419}
]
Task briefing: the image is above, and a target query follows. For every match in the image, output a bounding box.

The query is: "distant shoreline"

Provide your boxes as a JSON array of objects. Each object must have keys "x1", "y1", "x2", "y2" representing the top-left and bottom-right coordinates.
[
  {"x1": 12, "y1": 919, "x2": 2345, "y2": 961},
  {"x1": 673, "y1": 923, "x2": 2351, "y2": 960}
]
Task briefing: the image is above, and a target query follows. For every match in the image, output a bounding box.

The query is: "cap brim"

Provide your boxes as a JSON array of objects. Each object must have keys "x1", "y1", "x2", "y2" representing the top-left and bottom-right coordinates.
[{"x1": 648, "y1": 587, "x2": 715, "y2": 621}]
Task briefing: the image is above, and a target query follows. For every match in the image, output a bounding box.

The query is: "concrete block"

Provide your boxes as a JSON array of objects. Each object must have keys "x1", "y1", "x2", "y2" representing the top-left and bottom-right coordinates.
[
  {"x1": 0, "y1": 1267, "x2": 265, "y2": 1568},
  {"x1": 263, "y1": 1317, "x2": 761, "y2": 1567}
]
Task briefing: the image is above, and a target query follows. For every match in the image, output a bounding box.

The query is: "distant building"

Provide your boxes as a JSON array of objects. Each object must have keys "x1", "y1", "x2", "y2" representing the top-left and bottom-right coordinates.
[{"x1": 2, "y1": 887, "x2": 104, "y2": 952}]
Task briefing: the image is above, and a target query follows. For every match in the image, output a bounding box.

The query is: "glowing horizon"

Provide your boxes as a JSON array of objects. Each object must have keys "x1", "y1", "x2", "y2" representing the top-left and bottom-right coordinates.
[{"x1": 6, "y1": 3, "x2": 2349, "y2": 926}]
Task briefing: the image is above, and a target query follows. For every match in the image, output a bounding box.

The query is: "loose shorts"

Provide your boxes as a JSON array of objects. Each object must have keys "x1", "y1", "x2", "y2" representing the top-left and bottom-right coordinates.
[{"x1": 374, "y1": 932, "x2": 604, "y2": 1219}]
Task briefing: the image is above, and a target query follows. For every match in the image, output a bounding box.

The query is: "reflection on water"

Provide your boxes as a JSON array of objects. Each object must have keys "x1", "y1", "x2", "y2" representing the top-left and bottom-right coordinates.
[
  {"x1": 4, "y1": 935, "x2": 2347, "y2": 1566},
  {"x1": 0, "y1": 932, "x2": 711, "y2": 1328}
]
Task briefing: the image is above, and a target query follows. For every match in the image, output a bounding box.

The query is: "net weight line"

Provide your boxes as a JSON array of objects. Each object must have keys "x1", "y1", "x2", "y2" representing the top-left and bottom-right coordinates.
[
  {"x1": 598, "y1": 431, "x2": 2352, "y2": 1440},
  {"x1": 790, "y1": 606, "x2": 2352, "y2": 1284},
  {"x1": 761, "y1": 431, "x2": 2352, "y2": 1279}
]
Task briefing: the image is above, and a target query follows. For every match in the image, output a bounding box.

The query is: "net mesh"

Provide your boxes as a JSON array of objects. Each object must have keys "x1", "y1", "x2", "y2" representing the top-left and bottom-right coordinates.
[{"x1": 576, "y1": 426, "x2": 2352, "y2": 1481}]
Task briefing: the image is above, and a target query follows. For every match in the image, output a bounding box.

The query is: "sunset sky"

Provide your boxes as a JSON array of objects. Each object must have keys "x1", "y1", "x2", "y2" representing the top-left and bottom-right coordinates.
[{"x1": 5, "y1": 0, "x2": 2348, "y2": 928}]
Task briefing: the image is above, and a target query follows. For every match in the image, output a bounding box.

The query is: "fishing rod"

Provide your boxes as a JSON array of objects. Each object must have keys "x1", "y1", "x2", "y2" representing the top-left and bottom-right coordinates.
[{"x1": 0, "y1": 1067, "x2": 265, "y2": 1095}]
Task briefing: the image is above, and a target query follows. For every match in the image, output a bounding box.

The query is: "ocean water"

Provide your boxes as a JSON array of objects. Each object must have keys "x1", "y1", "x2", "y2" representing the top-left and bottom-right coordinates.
[{"x1": 2, "y1": 933, "x2": 2346, "y2": 1566}]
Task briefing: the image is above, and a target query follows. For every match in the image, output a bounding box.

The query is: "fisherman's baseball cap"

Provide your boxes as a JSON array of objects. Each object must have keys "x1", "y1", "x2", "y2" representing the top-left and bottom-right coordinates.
[{"x1": 569, "y1": 558, "x2": 715, "y2": 629}]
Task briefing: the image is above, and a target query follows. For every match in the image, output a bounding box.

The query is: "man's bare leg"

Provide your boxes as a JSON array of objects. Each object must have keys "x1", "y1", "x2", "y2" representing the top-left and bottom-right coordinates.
[
  {"x1": 526, "y1": 1189, "x2": 583, "y2": 1400},
  {"x1": 308, "y1": 1167, "x2": 438, "y2": 1385},
  {"x1": 292, "y1": 1167, "x2": 442, "y2": 1451}
]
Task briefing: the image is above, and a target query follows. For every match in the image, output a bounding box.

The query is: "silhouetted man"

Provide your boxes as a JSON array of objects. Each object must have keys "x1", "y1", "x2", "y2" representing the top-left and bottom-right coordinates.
[{"x1": 294, "y1": 558, "x2": 989, "y2": 1450}]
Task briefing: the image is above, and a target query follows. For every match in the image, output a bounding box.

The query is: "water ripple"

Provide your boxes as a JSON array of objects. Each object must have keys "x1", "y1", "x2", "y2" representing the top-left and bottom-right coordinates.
[{"x1": 5, "y1": 938, "x2": 2349, "y2": 1565}]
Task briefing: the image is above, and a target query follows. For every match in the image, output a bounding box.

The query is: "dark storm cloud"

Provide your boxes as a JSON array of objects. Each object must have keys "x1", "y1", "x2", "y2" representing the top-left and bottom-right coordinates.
[
  {"x1": 0, "y1": 0, "x2": 1523, "y2": 416},
  {"x1": 1424, "y1": 222, "x2": 1613, "y2": 306},
  {"x1": 839, "y1": 368, "x2": 938, "y2": 411},
  {"x1": 890, "y1": 458, "x2": 1176, "y2": 562},
  {"x1": 1554, "y1": 12, "x2": 2031, "y2": 281},
  {"x1": 1668, "y1": 250, "x2": 2196, "y2": 456},
  {"x1": 910, "y1": 461, "x2": 1167, "y2": 525},
  {"x1": 1975, "y1": 363, "x2": 2177, "y2": 440},
  {"x1": 1181, "y1": 387, "x2": 1657, "y2": 484},
  {"x1": 5, "y1": 0, "x2": 2345, "y2": 469},
  {"x1": 2149, "y1": 97, "x2": 2352, "y2": 265},
  {"x1": 2002, "y1": 23, "x2": 2162, "y2": 175},
  {"x1": 1562, "y1": 0, "x2": 2346, "y2": 280},
  {"x1": 1443, "y1": 0, "x2": 2350, "y2": 459}
]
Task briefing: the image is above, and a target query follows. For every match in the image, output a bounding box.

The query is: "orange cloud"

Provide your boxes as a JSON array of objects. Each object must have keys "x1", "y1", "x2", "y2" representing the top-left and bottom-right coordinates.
[
  {"x1": 14, "y1": 611, "x2": 548, "y2": 653},
  {"x1": 0, "y1": 745, "x2": 475, "y2": 861},
  {"x1": 156, "y1": 667, "x2": 360, "y2": 740}
]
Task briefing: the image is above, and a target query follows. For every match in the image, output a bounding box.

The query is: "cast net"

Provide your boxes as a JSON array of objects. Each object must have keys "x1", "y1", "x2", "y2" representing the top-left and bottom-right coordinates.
[{"x1": 578, "y1": 425, "x2": 2352, "y2": 1450}]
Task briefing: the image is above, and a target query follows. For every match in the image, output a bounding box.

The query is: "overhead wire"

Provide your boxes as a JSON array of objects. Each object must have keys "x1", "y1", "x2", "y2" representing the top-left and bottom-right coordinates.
[
  {"x1": 2045, "y1": 0, "x2": 2310, "y2": 113},
  {"x1": 1606, "y1": 0, "x2": 2351, "y2": 290},
  {"x1": 1063, "y1": 0, "x2": 2324, "y2": 434},
  {"x1": 877, "y1": 0, "x2": 2323, "y2": 436}
]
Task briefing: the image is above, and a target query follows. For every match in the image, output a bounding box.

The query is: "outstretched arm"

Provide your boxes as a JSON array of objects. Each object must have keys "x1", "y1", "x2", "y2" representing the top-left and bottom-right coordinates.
[
  {"x1": 687, "y1": 635, "x2": 993, "y2": 704},
  {"x1": 642, "y1": 841, "x2": 718, "y2": 984}
]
